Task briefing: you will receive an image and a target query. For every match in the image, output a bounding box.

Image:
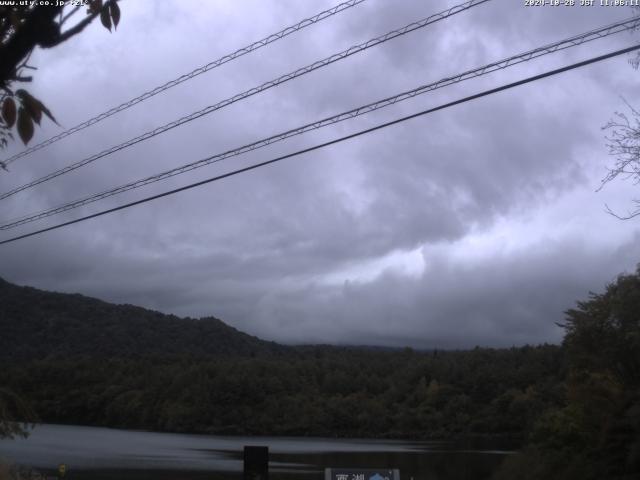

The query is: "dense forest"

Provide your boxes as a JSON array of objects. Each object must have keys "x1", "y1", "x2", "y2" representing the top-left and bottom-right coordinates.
[
  {"x1": 0, "y1": 346, "x2": 565, "y2": 440},
  {"x1": 0, "y1": 268, "x2": 639, "y2": 479}
]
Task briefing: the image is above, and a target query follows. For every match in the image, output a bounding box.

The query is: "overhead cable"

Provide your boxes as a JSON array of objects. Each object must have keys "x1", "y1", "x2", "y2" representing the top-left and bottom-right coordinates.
[
  {"x1": 2, "y1": 16, "x2": 638, "y2": 230},
  {"x1": 1, "y1": 43, "x2": 638, "y2": 246},
  {"x1": 0, "y1": 0, "x2": 491, "y2": 199},
  {"x1": 1, "y1": 0, "x2": 369, "y2": 167}
]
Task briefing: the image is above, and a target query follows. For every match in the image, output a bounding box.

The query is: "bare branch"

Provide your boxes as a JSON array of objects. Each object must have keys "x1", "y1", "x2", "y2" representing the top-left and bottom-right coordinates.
[
  {"x1": 601, "y1": 98, "x2": 640, "y2": 218},
  {"x1": 16, "y1": 48, "x2": 33, "y2": 70},
  {"x1": 605, "y1": 203, "x2": 640, "y2": 220}
]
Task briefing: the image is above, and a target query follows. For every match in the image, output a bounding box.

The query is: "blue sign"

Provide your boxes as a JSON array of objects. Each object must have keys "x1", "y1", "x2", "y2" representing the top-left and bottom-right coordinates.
[{"x1": 324, "y1": 468, "x2": 400, "y2": 480}]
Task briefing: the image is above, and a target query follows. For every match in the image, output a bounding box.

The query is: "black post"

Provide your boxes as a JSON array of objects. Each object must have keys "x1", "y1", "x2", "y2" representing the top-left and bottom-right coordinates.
[{"x1": 243, "y1": 445, "x2": 268, "y2": 480}]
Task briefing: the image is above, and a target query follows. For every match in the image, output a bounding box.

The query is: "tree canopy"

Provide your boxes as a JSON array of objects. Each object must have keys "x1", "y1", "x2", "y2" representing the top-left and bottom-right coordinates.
[{"x1": 496, "y1": 266, "x2": 640, "y2": 480}]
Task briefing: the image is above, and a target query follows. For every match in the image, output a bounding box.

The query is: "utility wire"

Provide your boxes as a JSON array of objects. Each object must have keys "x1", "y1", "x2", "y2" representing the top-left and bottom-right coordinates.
[
  {"x1": 1, "y1": 0, "x2": 369, "y2": 167},
  {"x1": 1, "y1": 43, "x2": 638, "y2": 247},
  {"x1": 2, "y1": 16, "x2": 638, "y2": 231},
  {"x1": 0, "y1": 0, "x2": 491, "y2": 200}
]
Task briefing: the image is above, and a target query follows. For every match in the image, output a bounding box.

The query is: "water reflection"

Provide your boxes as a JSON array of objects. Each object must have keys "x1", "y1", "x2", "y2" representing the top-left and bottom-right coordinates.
[{"x1": 0, "y1": 424, "x2": 511, "y2": 480}]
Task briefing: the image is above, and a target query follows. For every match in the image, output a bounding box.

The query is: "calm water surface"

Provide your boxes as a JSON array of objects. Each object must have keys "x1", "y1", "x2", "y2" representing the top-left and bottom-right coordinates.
[{"x1": 0, "y1": 424, "x2": 512, "y2": 480}]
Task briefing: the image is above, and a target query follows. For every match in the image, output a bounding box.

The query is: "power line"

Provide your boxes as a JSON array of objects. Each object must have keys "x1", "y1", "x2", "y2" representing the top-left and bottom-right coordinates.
[
  {"x1": 0, "y1": 0, "x2": 491, "y2": 200},
  {"x1": 2, "y1": 16, "x2": 638, "y2": 231},
  {"x1": 1, "y1": 0, "x2": 369, "y2": 167},
  {"x1": 1, "y1": 43, "x2": 637, "y2": 247}
]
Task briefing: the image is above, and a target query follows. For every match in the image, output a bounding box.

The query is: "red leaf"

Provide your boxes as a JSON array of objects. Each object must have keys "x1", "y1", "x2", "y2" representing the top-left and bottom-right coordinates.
[{"x1": 2, "y1": 97, "x2": 16, "y2": 128}]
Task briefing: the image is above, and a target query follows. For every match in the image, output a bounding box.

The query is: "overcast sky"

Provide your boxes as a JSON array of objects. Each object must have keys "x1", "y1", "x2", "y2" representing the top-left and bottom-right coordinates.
[{"x1": 1, "y1": 0, "x2": 639, "y2": 348}]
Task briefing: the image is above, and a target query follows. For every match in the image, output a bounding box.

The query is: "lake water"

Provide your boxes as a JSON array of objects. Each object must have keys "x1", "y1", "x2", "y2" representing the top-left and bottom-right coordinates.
[{"x1": 0, "y1": 424, "x2": 512, "y2": 480}]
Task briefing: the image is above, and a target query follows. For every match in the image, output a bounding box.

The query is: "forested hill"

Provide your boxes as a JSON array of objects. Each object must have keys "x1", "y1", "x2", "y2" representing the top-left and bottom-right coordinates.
[
  {"x1": 0, "y1": 275, "x2": 566, "y2": 441},
  {"x1": 2, "y1": 270, "x2": 639, "y2": 478},
  {"x1": 0, "y1": 277, "x2": 285, "y2": 360}
]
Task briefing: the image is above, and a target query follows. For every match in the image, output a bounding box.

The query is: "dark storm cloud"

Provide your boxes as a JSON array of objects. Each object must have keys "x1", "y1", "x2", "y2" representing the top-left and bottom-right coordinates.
[{"x1": 1, "y1": 0, "x2": 639, "y2": 347}]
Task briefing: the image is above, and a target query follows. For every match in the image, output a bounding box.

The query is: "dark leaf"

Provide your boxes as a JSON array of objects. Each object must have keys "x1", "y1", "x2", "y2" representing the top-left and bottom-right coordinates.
[
  {"x1": 27, "y1": 104, "x2": 41, "y2": 125},
  {"x1": 88, "y1": 0, "x2": 102, "y2": 15},
  {"x1": 100, "y1": 6, "x2": 111, "y2": 31},
  {"x1": 17, "y1": 107, "x2": 34, "y2": 145},
  {"x1": 10, "y1": 11, "x2": 21, "y2": 29},
  {"x1": 15, "y1": 89, "x2": 57, "y2": 125},
  {"x1": 2, "y1": 98, "x2": 16, "y2": 128},
  {"x1": 109, "y1": 1, "x2": 120, "y2": 29},
  {"x1": 38, "y1": 102, "x2": 58, "y2": 125},
  {"x1": 16, "y1": 89, "x2": 41, "y2": 125}
]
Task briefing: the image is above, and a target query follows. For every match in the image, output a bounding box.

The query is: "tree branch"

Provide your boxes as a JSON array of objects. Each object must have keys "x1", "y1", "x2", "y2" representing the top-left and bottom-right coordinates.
[
  {"x1": 604, "y1": 203, "x2": 640, "y2": 220},
  {"x1": 59, "y1": 5, "x2": 81, "y2": 26},
  {"x1": 56, "y1": 2, "x2": 112, "y2": 45},
  {"x1": 11, "y1": 75, "x2": 32, "y2": 82}
]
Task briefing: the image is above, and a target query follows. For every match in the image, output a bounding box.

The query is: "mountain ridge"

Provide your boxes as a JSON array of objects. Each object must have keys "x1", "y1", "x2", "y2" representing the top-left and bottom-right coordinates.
[{"x1": 0, "y1": 277, "x2": 286, "y2": 360}]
